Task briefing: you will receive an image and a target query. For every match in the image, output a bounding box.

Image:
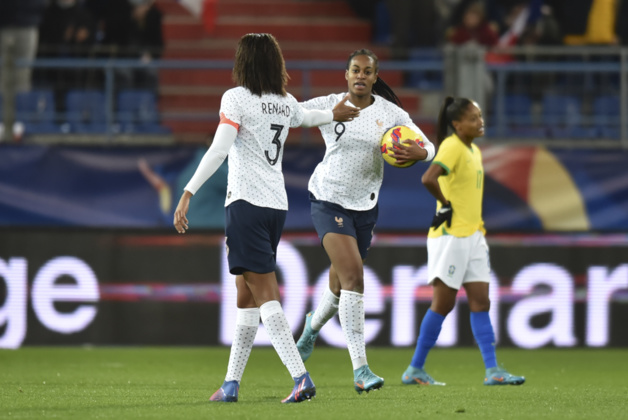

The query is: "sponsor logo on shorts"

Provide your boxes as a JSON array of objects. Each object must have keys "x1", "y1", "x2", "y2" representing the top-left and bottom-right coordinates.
[
  {"x1": 448, "y1": 265, "x2": 455, "y2": 277},
  {"x1": 335, "y1": 216, "x2": 344, "y2": 228},
  {"x1": 225, "y1": 237, "x2": 229, "y2": 256}
]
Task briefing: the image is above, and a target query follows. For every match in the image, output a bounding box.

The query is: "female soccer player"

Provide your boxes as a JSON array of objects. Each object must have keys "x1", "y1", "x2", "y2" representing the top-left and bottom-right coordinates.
[
  {"x1": 295, "y1": 49, "x2": 435, "y2": 394},
  {"x1": 399, "y1": 97, "x2": 525, "y2": 386},
  {"x1": 173, "y1": 33, "x2": 358, "y2": 403}
]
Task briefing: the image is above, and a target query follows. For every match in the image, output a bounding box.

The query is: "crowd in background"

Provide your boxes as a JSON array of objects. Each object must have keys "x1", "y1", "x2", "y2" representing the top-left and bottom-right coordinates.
[
  {"x1": 1, "y1": 0, "x2": 163, "y2": 113},
  {"x1": 1, "y1": 0, "x2": 625, "y2": 95},
  {"x1": 0, "y1": 0, "x2": 626, "y2": 139},
  {"x1": 348, "y1": 0, "x2": 626, "y2": 59}
]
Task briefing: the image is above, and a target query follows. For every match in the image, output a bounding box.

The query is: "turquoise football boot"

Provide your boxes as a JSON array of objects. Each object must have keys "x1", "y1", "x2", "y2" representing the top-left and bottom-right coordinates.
[
  {"x1": 484, "y1": 367, "x2": 525, "y2": 385},
  {"x1": 296, "y1": 312, "x2": 319, "y2": 362},
  {"x1": 401, "y1": 365, "x2": 446, "y2": 386},
  {"x1": 353, "y1": 365, "x2": 384, "y2": 394}
]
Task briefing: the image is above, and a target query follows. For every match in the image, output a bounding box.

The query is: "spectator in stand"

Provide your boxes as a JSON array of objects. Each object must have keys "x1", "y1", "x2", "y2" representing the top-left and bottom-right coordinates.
[
  {"x1": 446, "y1": 0, "x2": 499, "y2": 48},
  {"x1": 0, "y1": 0, "x2": 47, "y2": 93},
  {"x1": 386, "y1": 0, "x2": 440, "y2": 59},
  {"x1": 37, "y1": 0, "x2": 97, "y2": 110},
  {"x1": 85, "y1": 0, "x2": 163, "y2": 91},
  {"x1": 126, "y1": 0, "x2": 164, "y2": 91},
  {"x1": 39, "y1": 0, "x2": 96, "y2": 55},
  {"x1": 518, "y1": 3, "x2": 562, "y2": 47},
  {"x1": 0, "y1": 0, "x2": 46, "y2": 141}
]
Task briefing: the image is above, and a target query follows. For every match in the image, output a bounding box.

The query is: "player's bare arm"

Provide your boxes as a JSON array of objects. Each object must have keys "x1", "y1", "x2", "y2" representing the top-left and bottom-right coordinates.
[{"x1": 421, "y1": 164, "x2": 449, "y2": 206}]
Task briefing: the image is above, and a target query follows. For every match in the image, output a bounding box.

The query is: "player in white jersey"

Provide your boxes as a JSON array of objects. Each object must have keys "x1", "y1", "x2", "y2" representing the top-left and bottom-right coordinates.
[
  {"x1": 173, "y1": 33, "x2": 358, "y2": 404},
  {"x1": 295, "y1": 49, "x2": 436, "y2": 394}
]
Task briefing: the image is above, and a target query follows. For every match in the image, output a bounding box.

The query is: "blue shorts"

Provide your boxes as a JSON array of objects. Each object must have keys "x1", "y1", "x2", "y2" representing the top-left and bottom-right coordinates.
[
  {"x1": 310, "y1": 193, "x2": 378, "y2": 260},
  {"x1": 225, "y1": 200, "x2": 286, "y2": 275}
]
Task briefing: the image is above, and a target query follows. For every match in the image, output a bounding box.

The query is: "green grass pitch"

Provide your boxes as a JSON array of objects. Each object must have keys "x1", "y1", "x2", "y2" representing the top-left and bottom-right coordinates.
[{"x1": 1, "y1": 347, "x2": 627, "y2": 419}]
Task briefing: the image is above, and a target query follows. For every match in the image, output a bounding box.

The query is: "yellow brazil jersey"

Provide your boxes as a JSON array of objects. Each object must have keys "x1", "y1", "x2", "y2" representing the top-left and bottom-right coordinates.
[{"x1": 427, "y1": 134, "x2": 486, "y2": 238}]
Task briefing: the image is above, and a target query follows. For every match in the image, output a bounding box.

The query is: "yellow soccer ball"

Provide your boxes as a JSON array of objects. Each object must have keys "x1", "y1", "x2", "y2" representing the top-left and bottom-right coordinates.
[{"x1": 380, "y1": 125, "x2": 424, "y2": 168}]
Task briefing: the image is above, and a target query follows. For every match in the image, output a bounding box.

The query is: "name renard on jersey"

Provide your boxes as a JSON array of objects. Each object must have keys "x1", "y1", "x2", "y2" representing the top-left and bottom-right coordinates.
[{"x1": 261, "y1": 102, "x2": 291, "y2": 116}]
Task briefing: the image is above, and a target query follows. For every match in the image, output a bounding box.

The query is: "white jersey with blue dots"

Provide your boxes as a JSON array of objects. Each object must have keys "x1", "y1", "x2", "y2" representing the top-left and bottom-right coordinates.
[
  {"x1": 220, "y1": 86, "x2": 306, "y2": 211},
  {"x1": 302, "y1": 93, "x2": 433, "y2": 211}
]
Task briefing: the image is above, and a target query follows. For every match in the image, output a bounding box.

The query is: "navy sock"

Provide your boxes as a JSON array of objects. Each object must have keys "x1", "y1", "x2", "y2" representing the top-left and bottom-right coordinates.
[
  {"x1": 410, "y1": 309, "x2": 445, "y2": 369},
  {"x1": 470, "y1": 311, "x2": 497, "y2": 369}
]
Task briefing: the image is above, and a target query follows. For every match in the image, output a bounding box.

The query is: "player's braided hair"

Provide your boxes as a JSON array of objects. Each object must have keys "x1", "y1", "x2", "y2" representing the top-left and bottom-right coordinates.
[
  {"x1": 435, "y1": 96, "x2": 474, "y2": 148},
  {"x1": 346, "y1": 49, "x2": 402, "y2": 108},
  {"x1": 233, "y1": 33, "x2": 288, "y2": 97}
]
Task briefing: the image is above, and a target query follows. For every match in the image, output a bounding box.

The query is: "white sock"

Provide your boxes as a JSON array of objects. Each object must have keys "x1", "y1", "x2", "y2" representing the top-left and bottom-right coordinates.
[
  {"x1": 260, "y1": 300, "x2": 307, "y2": 378},
  {"x1": 311, "y1": 288, "x2": 340, "y2": 331},
  {"x1": 339, "y1": 290, "x2": 367, "y2": 370},
  {"x1": 225, "y1": 307, "x2": 259, "y2": 383}
]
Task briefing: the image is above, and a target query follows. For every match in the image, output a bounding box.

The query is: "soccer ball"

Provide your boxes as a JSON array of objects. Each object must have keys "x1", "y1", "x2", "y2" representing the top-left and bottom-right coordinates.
[{"x1": 380, "y1": 125, "x2": 424, "y2": 168}]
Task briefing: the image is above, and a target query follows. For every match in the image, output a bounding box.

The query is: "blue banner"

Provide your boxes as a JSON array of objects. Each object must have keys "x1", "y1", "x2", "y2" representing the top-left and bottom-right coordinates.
[{"x1": 1, "y1": 144, "x2": 627, "y2": 231}]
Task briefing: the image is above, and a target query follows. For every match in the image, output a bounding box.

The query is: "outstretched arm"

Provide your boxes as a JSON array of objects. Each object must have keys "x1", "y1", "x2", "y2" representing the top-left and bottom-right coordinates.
[
  {"x1": 173, "y1": 122, "x2": 237, "y2": 233},
  {"x1": 300, "y1": 94, "x2": 359, "y2": 127}
]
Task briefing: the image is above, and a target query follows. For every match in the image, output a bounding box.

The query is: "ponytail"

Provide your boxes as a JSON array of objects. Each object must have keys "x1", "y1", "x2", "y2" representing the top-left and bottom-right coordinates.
[
  {"x1": 435, "y1": 96, "x2": 473, "y2": 148},
  {"x1": 373, "y1": 76, "x2": 402, "y2": 107}
]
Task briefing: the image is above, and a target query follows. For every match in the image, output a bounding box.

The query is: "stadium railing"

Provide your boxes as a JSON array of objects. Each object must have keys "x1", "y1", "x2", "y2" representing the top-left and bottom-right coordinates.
[{"x1": 1, "y1": 46, "x2": 627, "y2": 148}]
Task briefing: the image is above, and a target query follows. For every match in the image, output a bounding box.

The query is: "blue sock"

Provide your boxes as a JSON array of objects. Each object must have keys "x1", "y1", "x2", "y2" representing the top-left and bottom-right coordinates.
[
  {"x1": 410, "y1": 309, "x2": 445, "y2": 369},
  {"x1": 470, "y1": 311, "x2": 497, "y2": 369}
]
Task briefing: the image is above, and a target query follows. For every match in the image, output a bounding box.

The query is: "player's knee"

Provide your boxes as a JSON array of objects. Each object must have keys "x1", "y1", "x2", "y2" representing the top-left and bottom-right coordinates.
[
  {"x1": 340, "y1": 272, "x2": 364, "y2": 293},
  {"x1": 468, "y1": 297, "x2": 490, "y2": 312}
]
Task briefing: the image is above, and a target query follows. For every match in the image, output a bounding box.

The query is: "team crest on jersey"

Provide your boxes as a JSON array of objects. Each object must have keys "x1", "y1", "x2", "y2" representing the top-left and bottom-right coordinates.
[
  {"x1": 448, "y1": 265, "x2": 456, "y2": 277},
  {"x1": 335, "y1": 216, "x2": 344, "y2": 228}
]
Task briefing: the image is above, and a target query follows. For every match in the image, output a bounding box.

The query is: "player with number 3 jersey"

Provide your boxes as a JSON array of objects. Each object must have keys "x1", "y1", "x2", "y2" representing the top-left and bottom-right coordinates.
[{"x1": 173, "y1": 33, "x2": 358, "y2": 404}]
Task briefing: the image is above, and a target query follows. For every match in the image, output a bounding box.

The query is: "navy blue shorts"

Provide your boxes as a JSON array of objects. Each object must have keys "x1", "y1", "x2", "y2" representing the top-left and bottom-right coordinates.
[
  {"x1": 310, "y1": 193, "x2": 378, "y2": 260},
  {"x1": 225, "y1": 200, "x2": 287, "y2": 275}
]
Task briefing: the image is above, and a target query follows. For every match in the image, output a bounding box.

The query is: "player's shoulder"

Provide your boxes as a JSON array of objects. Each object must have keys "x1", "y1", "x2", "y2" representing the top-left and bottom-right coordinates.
[
  {"x1": 222, "y1": 86, "x2": 249, "y2": 101},
  {"x1": 301, "y1": 92, "x2": 345, "y2": 110},
  {"x1": 321, "y1": 92, "x2": 347, "y2": 104},
  {"x1": 374, "y1": 95, "x2": 409, "y2": 117},
  {"x1": 437, "y1": 135, "x2": 462, "y2": 154}
]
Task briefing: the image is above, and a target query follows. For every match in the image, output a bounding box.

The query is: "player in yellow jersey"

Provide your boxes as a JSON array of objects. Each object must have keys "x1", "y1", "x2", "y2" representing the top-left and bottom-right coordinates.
[{"x1": 394, "y1": 96, "x2": 525, "y2": 386}]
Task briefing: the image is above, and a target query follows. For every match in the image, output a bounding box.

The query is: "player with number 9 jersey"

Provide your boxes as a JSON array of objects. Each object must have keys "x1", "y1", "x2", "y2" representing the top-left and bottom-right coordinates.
[
  {"x1": 303, "y1": 92, "x2": 432, "y2": 211},
  {"x1": 295, "y1": 49, "x2": 435, "y2": 395},
  {"x1": 172, "y1": 33, "x2": 358, "y2": 405}
]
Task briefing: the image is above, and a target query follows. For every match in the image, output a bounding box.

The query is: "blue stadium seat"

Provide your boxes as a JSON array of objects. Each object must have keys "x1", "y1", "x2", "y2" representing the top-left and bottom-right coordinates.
[
  {"x1": 406, "y1": 49, "x2": 443, "y2": 90},
  {"x1": 66, "y1": 90, "x2": 108, "y2": 133},
  {"x1": 593, "y1": 95, "x2": 620, "y2": 139},
  {"x1": 0, "y1": 90, "x2": 59, "y2": 134},
  {"x1": 488, "y1": 94, "x2": 546, "y2": 138},
  {"x1": 542, "y1": 94, "x2": 596, "y2": 139},
  {"x1": 116, "y1": 90, "x2": 170, "y2": 134}
]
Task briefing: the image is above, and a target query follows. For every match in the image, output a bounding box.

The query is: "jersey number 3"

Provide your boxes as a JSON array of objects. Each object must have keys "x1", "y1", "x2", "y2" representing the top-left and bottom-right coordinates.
[{"x1": 265, "y1": 124, "x2": 284, "y2": 166}]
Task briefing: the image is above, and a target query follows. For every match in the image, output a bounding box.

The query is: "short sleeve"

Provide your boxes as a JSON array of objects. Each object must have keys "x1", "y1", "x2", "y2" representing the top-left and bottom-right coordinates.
[
  {"x1": 433, "y1": 139, "x2": 460, "y2": 175},
  {"x1": 219, "y1": 89, "x2": 242, "y2": 126}
]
